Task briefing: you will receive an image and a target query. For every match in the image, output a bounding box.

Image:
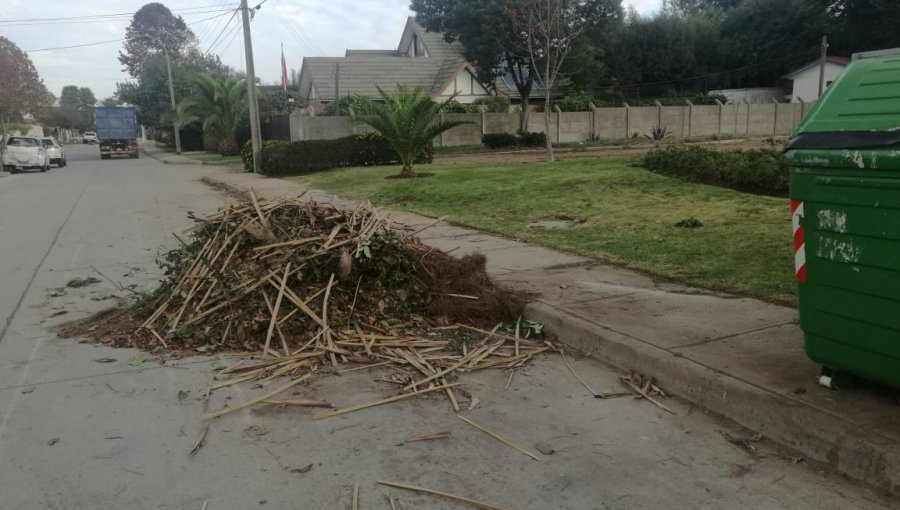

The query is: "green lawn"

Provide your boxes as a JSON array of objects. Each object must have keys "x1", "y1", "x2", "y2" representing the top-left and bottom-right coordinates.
[
  {"x1": 192, "y1": 153, "x2": 242, "y2": 165},
  {"x1": 290, "y1": 157, "x2": 794, "y2": 304}
]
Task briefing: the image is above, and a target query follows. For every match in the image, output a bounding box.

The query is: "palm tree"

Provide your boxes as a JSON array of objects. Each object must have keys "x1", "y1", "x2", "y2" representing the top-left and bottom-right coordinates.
[
  {"x1": 353, "y1": 85, "x2": 470, "y2": 178},
  {"x1": 178, "y1": 75, "x2": 245, "y2": 154}
]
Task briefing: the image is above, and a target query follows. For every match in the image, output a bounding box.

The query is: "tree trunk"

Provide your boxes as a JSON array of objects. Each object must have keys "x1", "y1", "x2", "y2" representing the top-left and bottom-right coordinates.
[
  {"x1": 400, "y1": 164, "x2": 417, "y2": 178},
  {"x1": 544, "y1": 34, "x2": 554, "y2": 163},
  {"x1": 518, "y1": 95, "x2": 529, "y2": 135}
]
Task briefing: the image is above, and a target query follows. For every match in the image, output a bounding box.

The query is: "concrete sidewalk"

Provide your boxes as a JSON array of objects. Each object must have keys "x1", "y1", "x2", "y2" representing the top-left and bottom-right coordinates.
[{"x1": 186, "y1": 161, "x2": 898, "y2": 496}]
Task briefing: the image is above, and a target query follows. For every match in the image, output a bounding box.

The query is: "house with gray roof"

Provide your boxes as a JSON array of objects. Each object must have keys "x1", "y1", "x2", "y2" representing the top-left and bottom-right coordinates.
[{"x1": 297, "y1": 17, "x2": 519, "y2": 106}]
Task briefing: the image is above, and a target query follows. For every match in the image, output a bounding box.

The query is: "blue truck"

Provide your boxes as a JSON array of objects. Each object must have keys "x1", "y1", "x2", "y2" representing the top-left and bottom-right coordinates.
[{"x1": 93, "y1": 106, "x2": 139, "y2": 160}]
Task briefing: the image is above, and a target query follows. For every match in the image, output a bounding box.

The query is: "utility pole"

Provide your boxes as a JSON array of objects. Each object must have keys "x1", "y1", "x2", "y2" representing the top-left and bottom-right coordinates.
[
  {"x1": 241, "y1": 0, "x2": 263, "y2": 174},
  {"x1": 817, "y1": 35, "x2": 828, "y2": 98},
  {"x1": 334, "y1": 63, "x2": 340, "y2": 114},
  {"x1": 163, "y1": 48, "x2": 182, "y2": 155}
]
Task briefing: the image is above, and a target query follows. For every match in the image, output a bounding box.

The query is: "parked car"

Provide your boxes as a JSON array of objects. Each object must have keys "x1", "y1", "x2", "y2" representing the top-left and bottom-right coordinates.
[
  {"x1": 82, "y1": 131, "x2": 98, "y2": 144},
  {"x1": 2, "y1": 136, "x2": 49, "y2": 173},
  {"x1": 40, "y1": 137, "x2": 66, "y2": 167}
]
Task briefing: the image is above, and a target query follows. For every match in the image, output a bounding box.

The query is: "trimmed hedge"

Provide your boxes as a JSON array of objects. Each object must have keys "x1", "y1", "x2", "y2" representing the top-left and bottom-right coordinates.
[
  {"x1": 247, "y1": 132, "x2": 433, "y2": 176},
  {"x1": 482, "y1": 132, "x2": 547, "y2": 150},
  {"x1": 642, "y1": 146, "x2": 788, "y2": 196}
]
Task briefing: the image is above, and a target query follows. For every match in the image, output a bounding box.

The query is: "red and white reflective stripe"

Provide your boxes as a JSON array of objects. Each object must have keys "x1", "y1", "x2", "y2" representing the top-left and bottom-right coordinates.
[{"x1": 791, "y1": 200, "x2": 806, "y2": 282}]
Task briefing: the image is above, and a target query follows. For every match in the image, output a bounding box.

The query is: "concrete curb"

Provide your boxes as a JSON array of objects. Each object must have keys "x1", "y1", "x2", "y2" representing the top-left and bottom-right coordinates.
[
  {"x1": 140, "y1": 147, "x2": 202, "y2": 165},
  {"x1": 200, "y1": 175, "x2": 252, "y2": 198},
  {"x1": 525, "y1": 300, "x2": 900, "y2": 496}
]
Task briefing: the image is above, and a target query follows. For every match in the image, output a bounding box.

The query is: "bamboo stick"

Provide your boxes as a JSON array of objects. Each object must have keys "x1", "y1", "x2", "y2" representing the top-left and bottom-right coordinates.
[
  {"x1": 312, "y1": 383, "x2": 458, "y2": 420},
  {"x1": 202, "y1": 374, "x2": 311, "y2": 421},
  {"x1": 456, "y1": 414, "x2": 540, "y2": 461},
  {"x1": 376, "y1": 481, "x2": 505, "y2": 510}
]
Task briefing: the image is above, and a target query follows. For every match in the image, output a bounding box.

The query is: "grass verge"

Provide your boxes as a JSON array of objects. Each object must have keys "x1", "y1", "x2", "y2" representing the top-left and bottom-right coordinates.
[
  {"x1": 192, "y1": 154, "x2": 242, "y2": 165},
  {"x1": 290, "y1": 157, "x2": 793, "y2": 304}
]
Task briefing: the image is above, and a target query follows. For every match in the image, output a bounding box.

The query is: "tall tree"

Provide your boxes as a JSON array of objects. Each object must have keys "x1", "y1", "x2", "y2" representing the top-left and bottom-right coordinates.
[
  {"x1": 119, "y1": 2, "x2": 195, "y2": 77},
  {"x1": 507, "y1": 0, "x2": 608, "y2": 161},
  {"x1": 59, "y1": 86, "x2": 97, "y2": 113},
  {"x1": 0, "y1": 36, "x2": 52, "y2": 133},
  {"x1": 117, "y1": 49, "x2": 226, "y2": 132},
  {"x1": 828, "y1": 0, "x2": 900, "y2": 52},
  {"x1": 412, "y1": 0, "x2": 537, "y2": 133}
]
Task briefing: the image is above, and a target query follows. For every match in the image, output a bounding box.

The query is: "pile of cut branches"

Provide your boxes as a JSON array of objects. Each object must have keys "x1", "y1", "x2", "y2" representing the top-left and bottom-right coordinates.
[
  {"x1": 67, "y1": 193, "x2": 550, "y2": 416},
  {"x1": 131, "y1": 192, "x2": 524, "y2": 355}
]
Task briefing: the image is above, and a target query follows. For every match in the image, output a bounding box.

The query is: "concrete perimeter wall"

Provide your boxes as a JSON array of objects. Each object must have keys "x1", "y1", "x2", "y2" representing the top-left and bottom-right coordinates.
[{"x1": 290, "y1": 101, "x2": 817, "y2": 146}]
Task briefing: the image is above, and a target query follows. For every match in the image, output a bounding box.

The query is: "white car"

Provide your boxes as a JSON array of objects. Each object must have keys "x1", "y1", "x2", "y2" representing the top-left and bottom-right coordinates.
[
  {"x1": 2, "y1": 136, "x2": 49, "y2": 173},
  {"x1": 41, "y1": 137, "x2": 66, "y2": 167},
  {"x1": 82, "y1": 131, "x2": 98, "y2": 144}
]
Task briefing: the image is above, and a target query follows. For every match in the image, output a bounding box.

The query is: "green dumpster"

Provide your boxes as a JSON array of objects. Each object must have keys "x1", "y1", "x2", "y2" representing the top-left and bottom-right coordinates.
[{"x1": 785, "y1": 48, "x2": 900, "y2": 389}]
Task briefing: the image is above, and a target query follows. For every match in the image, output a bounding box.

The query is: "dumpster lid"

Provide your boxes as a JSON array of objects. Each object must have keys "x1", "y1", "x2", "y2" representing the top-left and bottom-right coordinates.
[{"x1": 790, "y1": 47, "x2": 900, "y2": 145}]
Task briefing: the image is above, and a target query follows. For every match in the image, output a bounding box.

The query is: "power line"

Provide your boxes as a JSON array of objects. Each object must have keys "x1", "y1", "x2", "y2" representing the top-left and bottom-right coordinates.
[
  {"x1": 212, "y1": 20, "x2": 243, "y2": 55},
  {"x1": 0, "y1": 5, "x2": 229, "y2": 23},
  {"x1": 205, "y1": 9, "x2": 241, "y2": 54},
  {"x1": 269, "y1": 0, "x2": 324, "y2": 56},
  {"x1": 195, "y1": 0, "x2": 236, "y2": 43},
  {"x1": 0, "y1": 9, "x2": 235, "y2": 27},
  {"x1": 25, "y1": 11, "x2": 236, "y2": 53}
]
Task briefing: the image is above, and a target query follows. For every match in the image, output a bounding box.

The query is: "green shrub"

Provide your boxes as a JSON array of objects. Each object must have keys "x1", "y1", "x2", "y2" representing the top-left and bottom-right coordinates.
[
  {"x1": 643, "y1": 146, "x2": 787, "y2": 196},
  {"x1": 482, "y1": 133, "x2": 519, "y2": 149},
  {"x1": 241, "y1": 139, "x2": 288, "y2": 171},
  {"x1": 472, "y1": 96, "x2": 510, "y2": 113},
  {"x1": 256, "y1": 133, "x2": 432, "y2": 177},
  {"x1": 481, "y1": 132, "x2": 547, "y2": 149},
  {"x1": 442, "y1": 100, "x2": 477, "y2": 113},
  {"x1": 518, "y1": 131, "x2": 546, "y2": 148}
]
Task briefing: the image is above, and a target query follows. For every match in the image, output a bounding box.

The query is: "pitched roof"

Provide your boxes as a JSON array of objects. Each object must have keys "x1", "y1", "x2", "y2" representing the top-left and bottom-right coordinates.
[
  {"x1": 299, "y1": 17, "x2": 511, "y2": 101},
  {"x1": 300, "y1": 56, "x2": 446, "y2": 100},
  {"x1": 783, "y1": 56, "x2": 851, "y2": 79}
]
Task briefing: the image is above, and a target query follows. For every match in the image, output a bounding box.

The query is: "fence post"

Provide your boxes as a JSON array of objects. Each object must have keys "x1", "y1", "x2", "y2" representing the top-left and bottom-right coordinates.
[
  {"x1": 480, "y1": 105, "x2": 486, "y2": 137},
  {"x1": 623, "y1": 102, "x2": 631, "y2": 139},
  {"x1": 685, "y1": 99, "x2": 693, "y2": 139},
  {"x1": 794, "y1": 97, "x2": 804, "y2": 128},
  {"x1": 654, "y1": 99, "x2": 663, "y2": 128},
  {"x1": 743, "y1": 98, "x2": 750, "y2": 135},
  {"x1": 714, "y1": 98, "x2": 723, "y2": 136},
  {"x1": 589, "y1": 102, "x2": 597, "y2": 140},
  {"x1": 554, "y1": 105, "x2": 562, "y2": 143},
  {"x1": 771, "y1": 98, "x2": 779, "y2": 135}
]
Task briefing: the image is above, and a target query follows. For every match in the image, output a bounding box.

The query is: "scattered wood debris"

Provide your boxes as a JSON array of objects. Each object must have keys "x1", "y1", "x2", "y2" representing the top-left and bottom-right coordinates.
[
  {"x1": 457, "y1": 414, "x2": 540, "y2": 461},
  {"x1": 406, "y1": 431, "x2": 452, "y2": 442},
  {"x1": 621, "y1": 371, "x2": 676, "y2": 414},
  {"x1": 721, "y1": 431, "x2": 764, "y2": 457},
  {"x1": 377, "y1": 480, "x2": 506, "y2": 510}
]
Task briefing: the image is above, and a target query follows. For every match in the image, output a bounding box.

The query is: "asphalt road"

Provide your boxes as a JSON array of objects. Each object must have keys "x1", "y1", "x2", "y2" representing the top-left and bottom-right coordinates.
[{"x1": 0, "y1": 145, "x2": 893, "y2": 509}]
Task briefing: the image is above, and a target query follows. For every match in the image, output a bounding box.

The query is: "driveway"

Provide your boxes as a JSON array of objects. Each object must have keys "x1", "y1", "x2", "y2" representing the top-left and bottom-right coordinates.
[{"x1": 0, "y1": 145, "x2": 891, "y2": 509}]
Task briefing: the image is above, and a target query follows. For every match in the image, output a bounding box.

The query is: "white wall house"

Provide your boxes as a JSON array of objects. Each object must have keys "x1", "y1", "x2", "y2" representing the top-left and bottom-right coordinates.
[{"x1": 784, "y1": 56, "x2": 849, "y2": 103}]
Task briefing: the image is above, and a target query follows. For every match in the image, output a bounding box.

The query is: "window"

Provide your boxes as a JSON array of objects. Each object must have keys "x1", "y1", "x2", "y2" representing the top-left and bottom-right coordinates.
[
  {"x1": 41, "y1": 139, "x2": 54, "y2": 148},
  {"x1": 7, "y1": 137, "x2": 39, "y2": 147}
]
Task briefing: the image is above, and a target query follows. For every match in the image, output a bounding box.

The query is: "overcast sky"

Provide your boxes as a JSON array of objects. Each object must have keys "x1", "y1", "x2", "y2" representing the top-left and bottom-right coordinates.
[{"x1": 3, "y1": 0, "x2": 662, "y2": 100}]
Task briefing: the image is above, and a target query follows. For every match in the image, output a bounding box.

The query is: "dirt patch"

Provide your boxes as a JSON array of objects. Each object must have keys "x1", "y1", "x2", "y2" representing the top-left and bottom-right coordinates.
[
  {"x1": 433, "y1": 137, "x2": 787, "y2": 165},
  {"x1": 384, "y1": 173, "x2": 435, "y2": 180}
]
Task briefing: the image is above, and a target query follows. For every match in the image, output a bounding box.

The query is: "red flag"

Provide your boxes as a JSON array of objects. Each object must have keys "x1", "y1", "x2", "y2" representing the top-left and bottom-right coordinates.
[{"x1": 280, "y1": 45, "x2": 288, "y2": 91}]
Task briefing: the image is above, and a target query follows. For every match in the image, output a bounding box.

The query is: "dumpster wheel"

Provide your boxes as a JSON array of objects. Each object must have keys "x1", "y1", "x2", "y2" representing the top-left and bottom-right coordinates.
[{"x1": 818, "y1": 367, "x2": 854, "y2": 390}]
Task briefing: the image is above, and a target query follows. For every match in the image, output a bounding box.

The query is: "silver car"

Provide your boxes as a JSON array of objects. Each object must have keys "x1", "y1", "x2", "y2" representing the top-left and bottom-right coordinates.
[
  {"x1": 82, "y1": 131, "x2": 98, "y2": 144},
  {"x1": 41, "y1": 137, "x2": 67, "y2": 167},
  {"x1": 2, "y1": 136, "x2": 49, "y2": 173}
]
